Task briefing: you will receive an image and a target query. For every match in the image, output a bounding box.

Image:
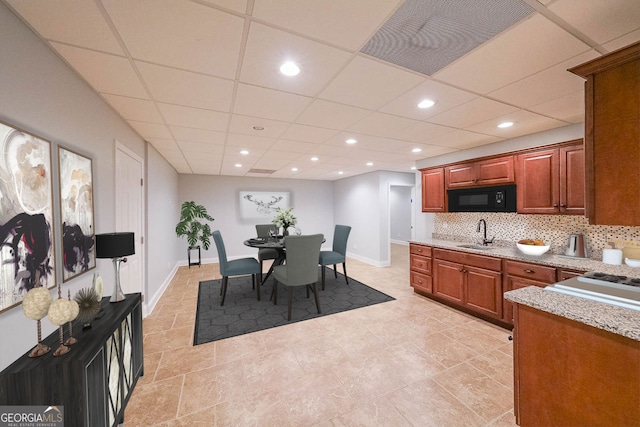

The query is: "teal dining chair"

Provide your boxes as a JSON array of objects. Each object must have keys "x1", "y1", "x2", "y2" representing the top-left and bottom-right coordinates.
[
  {"x1": 319, "y1": 225, "x2": 351, "y2": 290},
  {"x1": 212, "y1": 230, "x2": 261, "y2": 305},
  {"x1": 272, "y1": 234, "x2": 324, "y2": 321},
  {"x1": 255, "y1": 223, "x2": 280, "y2": 283}
]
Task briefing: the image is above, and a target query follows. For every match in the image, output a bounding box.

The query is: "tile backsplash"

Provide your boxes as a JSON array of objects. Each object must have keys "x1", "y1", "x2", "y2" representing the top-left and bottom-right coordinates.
[{"x1": 432, "y1": 213, "x2": 640, "y2": 259}]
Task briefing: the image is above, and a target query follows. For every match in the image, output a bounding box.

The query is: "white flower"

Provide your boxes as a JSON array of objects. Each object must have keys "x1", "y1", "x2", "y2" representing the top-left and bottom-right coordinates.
[{"x1": 272, "y1": 207, "x2": 297, "y2": 229}]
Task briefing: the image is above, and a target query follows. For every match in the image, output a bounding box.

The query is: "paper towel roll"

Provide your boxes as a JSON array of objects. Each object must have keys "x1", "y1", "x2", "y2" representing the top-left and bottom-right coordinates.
[{"x1": 602, "y1": 248, "x2": 623, "y2": 265}]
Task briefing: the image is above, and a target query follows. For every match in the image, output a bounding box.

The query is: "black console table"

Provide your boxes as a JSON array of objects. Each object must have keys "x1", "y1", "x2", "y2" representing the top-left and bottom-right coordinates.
[{"x1": 0, "y1": 293, "x2": 143, "y2": 427}]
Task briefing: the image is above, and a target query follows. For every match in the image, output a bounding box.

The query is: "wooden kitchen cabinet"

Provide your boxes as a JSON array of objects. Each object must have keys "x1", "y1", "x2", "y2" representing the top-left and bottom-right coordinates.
[
  {"x1": 557, "y1": 268, "x2": 586, "y2": 281},
  {"x1": 433, "y1": 248, "x2": 503, "y2": 320},
  {"x1": 515, "y1": 141, "x2": 584, "y2": 215},
  {"x1": 503, "y1": 260, "x2": 556, "y2": 323},
  {"x1": 446, "y1": 155, "x2": 514, "y2": 188},
  {"x1": 410, "y1": 244, "x2": 432, "y2": 294},
  {"x1": 569, "y1": 42, "x2": 640, "y2": 226},
  {"x1": 512, "y1": 304, "x2": 640, "y2": 426},
  {"x1": 421, "y1": 167, "x2": 445, "y2": 212}
]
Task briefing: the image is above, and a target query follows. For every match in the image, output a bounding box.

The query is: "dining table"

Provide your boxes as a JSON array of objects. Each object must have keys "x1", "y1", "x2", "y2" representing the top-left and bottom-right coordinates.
[{"x1": 244, "y1": 236, "x2": 286, "y2": 284}]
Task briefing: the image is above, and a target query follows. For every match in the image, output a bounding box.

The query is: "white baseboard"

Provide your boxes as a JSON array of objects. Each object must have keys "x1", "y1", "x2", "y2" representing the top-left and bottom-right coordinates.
[
  {"x1": 346, "y1": 251, "x2": 390, "y2": 267},
  {"x1": 391, "y1": 239, "x2": 409, "y2": 246},
  {"x1": 143, "y1": 262, "x2": 179, "y2": 317}
]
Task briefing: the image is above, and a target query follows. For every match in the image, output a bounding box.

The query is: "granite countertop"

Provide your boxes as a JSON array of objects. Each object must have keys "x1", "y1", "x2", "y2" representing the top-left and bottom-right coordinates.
[{"x1": 409, "y1": 237, "x2": 640, "y2": 341}]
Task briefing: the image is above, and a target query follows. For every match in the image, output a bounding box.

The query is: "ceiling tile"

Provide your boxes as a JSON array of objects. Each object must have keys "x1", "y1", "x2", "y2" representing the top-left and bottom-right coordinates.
[
  {"x1": 601, "y1": 28, "x2": 640, "y2": 52},
  {"x1": 199, "y1": 0, "x2": 248, "y2": 14},
  {"x1": 528, "y1": 90, "x2": 585, "y2": 123},
  {"x1": 233, "y1": 84, "x2": 312, "y2": 122},
  {"x1": 240, "y1": 23, "x2": 352, "y2": 96},
  {"x1": 226, "y1": 133, "x2": 277, "y2": 149},
  {"x1": 296, "y1": 99, "x2": 371, "y2": 130},
  {"x1": 488, "y1": 50, "x2": 599, "y2": 108},
  {"x1": 6, "y1": 0, "x2": 124, "y2": 54},
  {"x1": 279, "y1": 124, "x2": 338, "y2": 144},
  {"x1": 228, "y1": 115, "x2": 290, "y2": 139},
  {"x1": 319, "y1": 56, "x2": 423, "y2": 110},
  {"x1": 270, "y1": 139, "x2": 318, "y2": 153},
  {"x1": 548, "y1": 0, "x2": 640, "y2": 45},
  {"x1": 158, "y1": 103, "x2": 229, "y2": 131},
  {"x1": 146, "y1": 138, "x2": 180, "y2": 151},
  {"x1": 170, "y1": 127, "x2": 226, "y2": 145},
  {"x1": 136, "y1": 62, "x2": 234, "y2": 111},
  {"x1": 177, "y1": 142, "x2": 225, "y2": 154},
  {"x1": 434, "y1": 14, "x2": 591, "y2": 94},
  {"x1": 102, "y1": 94, "x2": 162, "y2": 122},
  {"x1": 127, "y1": 120, "x2": 171, "y2": 139},
  {"x1": 51, "y1": 43, "x2": 147, "y2": 97},
  {"x1": 379, "y1": 79, "x2": 477, "y2": 120},
  {"x1": 348, "y1": 112, "x2": 421, "y2": 139},
  {"x1": 465, "y1": 110, "x2": 568, "y2": 138},
  {"x1": 428, "y1": 98, "x2": 519, "y2": 128},
  {"x1": 396, "y1": 121, "x2": 456, "y2": 143},
  {"x1": 251, "y1": 0, "x2": 404, "y2": 50},
  {"x1": 424, "y1": 129, "x2": 501, "y2": 150},
  {"x1": 103, "y1": 0, "x2": 244, "y2": 78}
]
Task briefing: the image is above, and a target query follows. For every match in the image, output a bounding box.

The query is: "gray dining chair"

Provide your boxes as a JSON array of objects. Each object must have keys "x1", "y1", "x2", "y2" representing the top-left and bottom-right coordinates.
[
  {"x1": 319, "y1": 225, "x2": 351, "y2": 290},
  {"x1": 272, "y1": 234, "x2": 324, "y2": 321},
  {"x1": 255, "y1": 224, "x2": 279, "y2": 283},
  {"x1": 212, "y1": 230, "x2": 261, "y2": 305}
]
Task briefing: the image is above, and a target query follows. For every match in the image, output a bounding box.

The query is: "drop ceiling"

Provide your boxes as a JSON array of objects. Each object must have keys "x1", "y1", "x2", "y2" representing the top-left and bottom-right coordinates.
[{"x1": 4, "y1": 0, "x2": 640, "y2": 180}]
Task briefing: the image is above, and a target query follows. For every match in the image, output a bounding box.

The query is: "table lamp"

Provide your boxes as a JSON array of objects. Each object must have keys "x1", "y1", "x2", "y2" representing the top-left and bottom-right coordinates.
[{"x1": 95, "y1": 232, "x2": 135, "y2": 302}]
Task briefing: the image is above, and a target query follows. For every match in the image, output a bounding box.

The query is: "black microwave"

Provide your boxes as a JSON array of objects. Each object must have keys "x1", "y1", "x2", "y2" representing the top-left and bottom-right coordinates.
[{"x1": 447, "y1": 184, "x2": 517, "y2": 213}]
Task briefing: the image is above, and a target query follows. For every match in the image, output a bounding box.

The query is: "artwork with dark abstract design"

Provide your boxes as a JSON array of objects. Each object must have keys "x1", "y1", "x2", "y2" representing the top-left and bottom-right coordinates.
[
  {"x1": 0, "y1": 120, "x2": 56, "y2": 313},
  {"x1": 239, "y1": 191, "x2": 290, "y2": 219},
  {"x1": 58, "y1": 146, "x2": 95, "y2": 282}
]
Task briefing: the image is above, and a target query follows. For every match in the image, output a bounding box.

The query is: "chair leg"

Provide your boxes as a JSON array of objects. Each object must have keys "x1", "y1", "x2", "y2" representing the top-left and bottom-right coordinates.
[
  {"x1": 343, "y1": 263, "x2": 349, "y2": 285},
  {"x1": 333, "y1": 264, "x2": 338, "y2": 278},
  {"x1": 220, "y1": 276, "x2": 229, "y2": 306},
  {"x1": 273, "y1": 278, "x2": 278, "y2": 305},
  {"x1": 255, "y1": 274, "x2": 260, "y2": 301},
  {"x1": 321, "y1": 266, "x2": 326, "y2": 291},
  {"x1": 306, "y1": 284, "x2": 310, "y2": 298},
  {"x1": 287, "y1": 287, "x2": 293, "y2": 321},
  {"x1": 259, "y1": 260, "x2": 263, "y2": 285},
  {"x1": 312, "y1": 282, "x2": 321, "y2": 314}
]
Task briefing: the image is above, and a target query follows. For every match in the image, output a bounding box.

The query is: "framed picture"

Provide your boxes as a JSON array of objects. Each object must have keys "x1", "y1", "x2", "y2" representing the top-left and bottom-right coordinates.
[
  {"x1": 58, "y1": 146, "x2": 95, "y2": 282},
  {"x1": 0, "y1": 120, "x2": 56, "y2": 313},
  {"x1": 239, "y1": 191, "x2": 290, "y2": 220}
]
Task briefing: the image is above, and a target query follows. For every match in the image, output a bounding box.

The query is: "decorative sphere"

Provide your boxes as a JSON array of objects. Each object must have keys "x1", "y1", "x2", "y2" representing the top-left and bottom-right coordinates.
[
  {"x1": 48, "y1": 299, "x2": 74, "y2": 325},
  {"x1": 22, "y1": 287, "x2": 53, "y2": 320},
  {"x1": 68, "y1": 300, "x2": 79, "y2": 321}
]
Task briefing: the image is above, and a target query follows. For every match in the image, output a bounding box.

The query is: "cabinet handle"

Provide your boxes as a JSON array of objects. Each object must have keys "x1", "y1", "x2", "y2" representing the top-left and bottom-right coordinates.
[
  {"x1": 524, "y1": 269, "x2": 534, "y2": 274},
  {"x1": 560, "y1": 203, "x2": 566, "y2": 207},
  {"x1": 553, "y1": 203, "x2": 558, "y2": 207},
  {"x1": 417, "y1": 248, "x2": 422, "y2": 252},
  {"x1": 459, "y1": 267, "x2": 465, "y2": 272}
]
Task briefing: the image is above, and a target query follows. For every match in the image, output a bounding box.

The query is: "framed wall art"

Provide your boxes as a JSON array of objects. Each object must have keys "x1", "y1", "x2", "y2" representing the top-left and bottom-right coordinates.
[
  {"x1": 0, "y1": 120, "x2": 56, "y2": 313},
  {"x1": 58, "y1": 146, "x2": 95, "y2": 282},
  {"x1": 239, "y1": 191, "x2": 290, "y2": 220}
]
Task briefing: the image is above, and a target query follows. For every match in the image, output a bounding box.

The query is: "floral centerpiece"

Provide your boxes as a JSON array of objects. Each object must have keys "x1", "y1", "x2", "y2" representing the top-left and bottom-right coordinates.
[{"x1": 272, "y1": 207, "x2": 297, "y2": 236}]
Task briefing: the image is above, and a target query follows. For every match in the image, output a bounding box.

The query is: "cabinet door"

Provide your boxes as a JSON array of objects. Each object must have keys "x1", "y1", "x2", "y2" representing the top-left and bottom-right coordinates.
[
  {"x1": 560, "y1": 145, "x2": 585, "y2": 215},
  {"x1": 433, "y1": 259, "x2": 464, "y2": 304},
  {"x1": 465, "y1": 266, "x2": 502, "y2": 319},
  {"x1": 476, "y1": 156, "x2": 514, "y2": 186},
  {"x1": 411, "y1": 271, "x2": 432, "y2": 294},
  {"x1": 503, "y1": 275, "x2": 549, "y2": 323},
  {"x1": 445, "y1": 163, "x2": 476, "y2": 188},
  {"x1": 410, "y1": 254, "x2": 431, "y2": 275},
  {"x1": 422, "y1": 168, "x2": 445, "y2": 212},
  {"x1": 516, "y1": 149, "x2": 560, "y2": 214}
]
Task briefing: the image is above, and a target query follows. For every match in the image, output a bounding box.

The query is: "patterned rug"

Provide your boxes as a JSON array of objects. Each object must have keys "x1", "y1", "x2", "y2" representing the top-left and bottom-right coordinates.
[{"x1": 193, "y1": 268, "x2": 395, "y2": 345}]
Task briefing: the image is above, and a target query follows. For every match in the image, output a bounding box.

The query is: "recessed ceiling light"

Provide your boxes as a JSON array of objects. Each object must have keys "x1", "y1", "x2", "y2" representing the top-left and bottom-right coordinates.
[
  {"x1": 366, "y1": 162, "x2": 373, "y2": 166},
  {"x1": 338, "y1": 171, "x2": 344, "y2": 175},
  {"x1": 411, "y1": 166, "x2": 416, "y2": 170},
  {"x1": 252, "y1": 125, "x2": 264, "y2": 131},
  {"x1": 234, "y1": 163, "x2": 242, "y2": 168},
  {"x1": 240, "y1": 150, "x2": 249, "y2": 155},
  {"x1": 498, "y1": 121, "x2": 514, "y2": 128},
  {"x1": 418, "y1": 99, "x2": 435, "y2": 109},
  {"x1": 291, "y1": 167, "x2": 298, "y2": 172},
  {"x1": 311, "y1": 156, "x2": 319, "y2": 161},
  {"x1": 412, "y1": 148, "x2": 422, "y2": 153},
  {"x1": 280, "y1": 61, "x2": 300, "y2": 76},
  {"x1": 346, "y1": 138, "x2": 357, "y2": 144}
]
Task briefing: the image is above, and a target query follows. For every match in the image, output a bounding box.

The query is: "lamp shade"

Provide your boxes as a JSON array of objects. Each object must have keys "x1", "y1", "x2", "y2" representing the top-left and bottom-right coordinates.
[{"x1": 95, "y1": 232, "x2": 135, "y2": 258}]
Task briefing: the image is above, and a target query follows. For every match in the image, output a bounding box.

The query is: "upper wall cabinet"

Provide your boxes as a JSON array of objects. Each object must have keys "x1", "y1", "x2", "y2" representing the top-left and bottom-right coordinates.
[
  {"x1": 569, "y1": 42, "x2": 640, "y2": 226},
  {"x1": 421, "y1": 167, "x2": 445, "y2": 212},
  {"x1": 515, "y1": 141, "x2": 584, "y2": 215},
  {"x1": 445, "y1": 155, "x2": 514, "y2": 189}
]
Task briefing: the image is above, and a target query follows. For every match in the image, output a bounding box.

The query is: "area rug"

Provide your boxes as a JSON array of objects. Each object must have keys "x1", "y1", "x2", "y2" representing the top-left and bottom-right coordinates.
[{"x1": 193, "y1": 269, "x2": 395, "y2": 345}]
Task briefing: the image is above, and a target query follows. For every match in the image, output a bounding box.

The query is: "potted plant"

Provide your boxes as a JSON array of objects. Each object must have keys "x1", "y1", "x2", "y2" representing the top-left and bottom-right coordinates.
[
  {"x1": 272, "y1": 207, "x2": 297, "y2": 236},
  {"x1": 176, "y1": 201, "x2": 214, "y2": 266}
]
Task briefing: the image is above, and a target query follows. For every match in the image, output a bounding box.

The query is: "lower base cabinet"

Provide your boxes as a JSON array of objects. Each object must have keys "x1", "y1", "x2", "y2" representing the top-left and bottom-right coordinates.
[
  {"x1": 0, "y1": 293, "x2": 143, "y2": 427},
  {"x1": 513, "y1": 304, "x2": 640, "y2": 426}
]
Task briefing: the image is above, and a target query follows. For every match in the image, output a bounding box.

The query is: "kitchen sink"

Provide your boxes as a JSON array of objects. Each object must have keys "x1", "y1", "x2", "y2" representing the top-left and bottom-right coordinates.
[{"x1": 457, "y1": 244, "x2": 494, "y2": 251}]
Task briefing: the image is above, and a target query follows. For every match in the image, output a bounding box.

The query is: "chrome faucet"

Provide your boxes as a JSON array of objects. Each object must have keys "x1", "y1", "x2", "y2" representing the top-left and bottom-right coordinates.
[{"x1": 476, "y1": 219, "x2": 494, "y2": 246}]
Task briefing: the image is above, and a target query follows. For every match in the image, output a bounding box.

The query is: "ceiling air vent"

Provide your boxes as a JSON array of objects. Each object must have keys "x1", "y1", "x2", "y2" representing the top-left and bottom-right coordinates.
[{"x1": 248, "y1": 168, "x2": 277, "y2": 175}]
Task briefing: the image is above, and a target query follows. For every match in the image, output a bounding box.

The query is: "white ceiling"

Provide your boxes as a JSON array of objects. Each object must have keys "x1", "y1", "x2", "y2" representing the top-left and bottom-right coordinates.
[{"x1": 4, "y1": 0, "x2": 640, "y2": 180}]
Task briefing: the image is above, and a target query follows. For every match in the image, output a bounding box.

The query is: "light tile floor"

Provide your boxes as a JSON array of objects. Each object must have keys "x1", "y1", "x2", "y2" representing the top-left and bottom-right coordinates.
[{"x1": 125, "y1": 244, "x2": 518, "y2": 426}]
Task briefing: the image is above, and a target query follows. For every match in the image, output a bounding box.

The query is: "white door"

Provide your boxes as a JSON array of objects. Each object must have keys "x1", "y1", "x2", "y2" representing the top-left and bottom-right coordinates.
[{"x1": 115, "y1": 142, "x2": 144, "y2": 297}]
